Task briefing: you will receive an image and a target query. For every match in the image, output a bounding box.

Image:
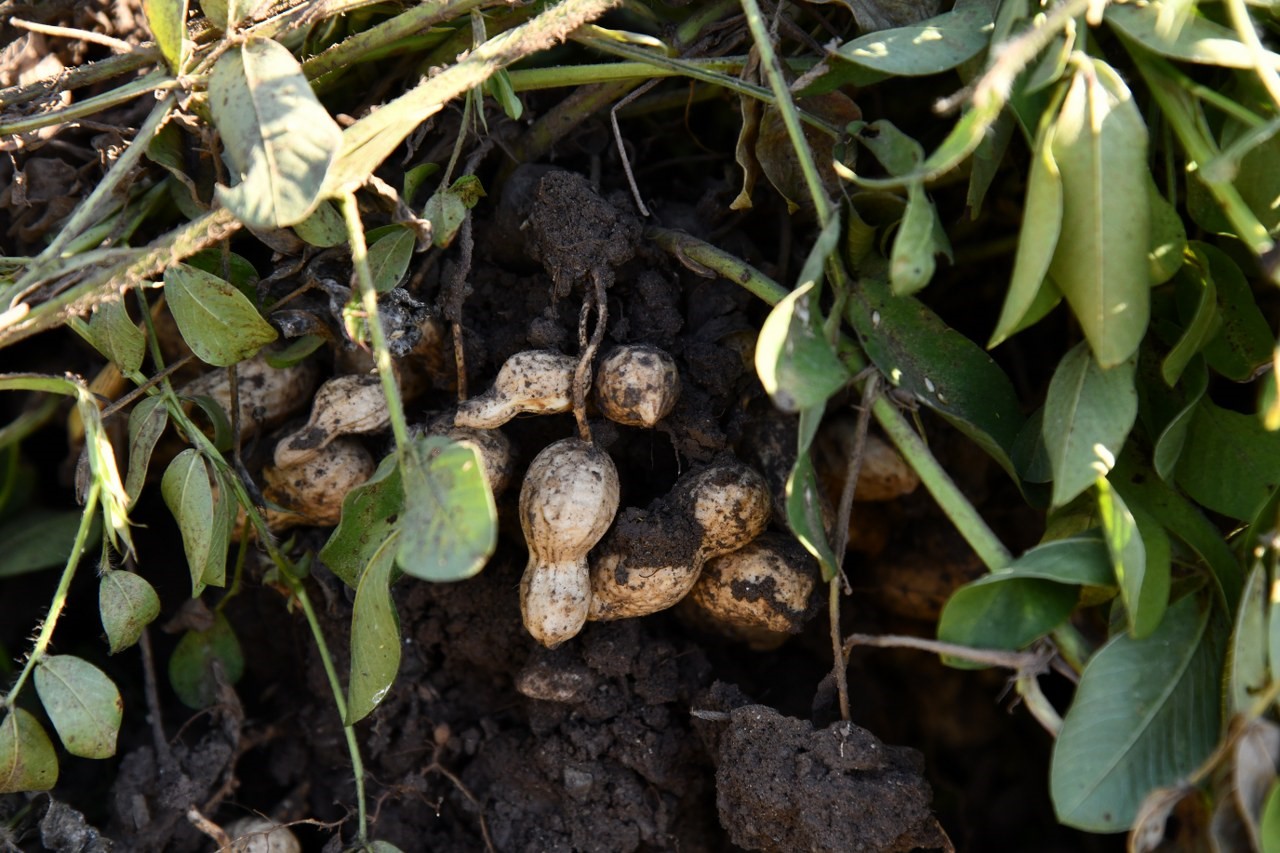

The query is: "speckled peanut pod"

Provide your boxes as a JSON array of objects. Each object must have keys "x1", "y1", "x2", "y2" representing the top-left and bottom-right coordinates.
[
  {"x1": 424, "y1": 419, "x2": 516, "y2": 498},
  {"x1": 455, "y1": 350, "x2": 577, "y2": 429},
  {"x1": 685, "y1": 534, "x2": 819, "y2": 650},
  {"x1": 519, "y1": 438, "x2": 620, "y2": 647},
  {"x1": 179, "y1": 354, "x2": 320, "y2": 442},
  {"x1": 273, "y1": 373, "x2": 389, "y2": 469},
  {"x1": 593, "y1": 344, "x2": 681, "y2": 428},
  {"x1": 588, "y1": 460, "x2": 771, "y2": 621},
  {"x1": 262, "y1": 438, "x2": 376, "y2": 530}
]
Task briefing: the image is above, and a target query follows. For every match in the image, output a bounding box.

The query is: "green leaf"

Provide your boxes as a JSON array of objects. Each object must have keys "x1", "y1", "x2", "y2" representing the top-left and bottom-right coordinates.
[
  {"x1": 1194, "y1": 243, "x2": 1273, "y2": 382},
  {"x1": 1048, "y1": 59, "x2": 1150, "y2": 368},
  {"x1": 423, "y1": 175, "x2": 486, "y2": 248},
  {"x1": 966, "y1": 107, "x2": 1015, "y2": 217},
  {"x1": 292, "y1": 200, "x2": 347, "y2": 248},
  {"x1": 125, "y1": 395, "x2": 169, "y2": 507},
  {"x1": 1262, "y1": 781, "x2": 1280, "y2": 853},
  {"x1": 0, "y1": 708, "x2": 58, "y2": 793},
  {"x1": 938, "y1": 534, "x2": 1113, "y2": 659},
  {"x1": 320, "y1": 453, "x2": 403, "y2": 587},
  {"x1": 1042, "y1": 342, "x2": 1137, "y2": 507},
  {"x1": 403, "y1": 162, "x2": 439, "y2": 205},
  {"x1": 0, "y1": 510, "x2": 96, "y2": 579},
  {"x1": 991, "y1": 110, "x2": 1062, "y2": 348},
  {"x1": 164, "y1": 263, "x2": 277, "y2": 366},
  {"x1": 836, "y1": 0, "x2": 999, "y2": 76},
  {"x1": 88, "y1": 297, "x2": 144, "y2": 374},
  {"x1": 395, "y1": 436, "x2": 497, "y2": 582},
  {"x1": 846, "y1": 270, "x2": 1026, "y2": 482},
  {"x1": 890, "y1": 182, "x2": 947, "y2": 295},
  {"x1": 756, "y1": 282, "x2": 850, "y2": 413},
  {"x1": 785, "y1": 443, "x2": 839, "y2": 581},
  {"x1": 1106, "y1": 2, "x2": 1280, "y2": 70},
  {"x1": 34, "y1": 655, "x2": 122, "y2": 759},
  {"x1": 1146, "y1": 177, "x2": 1186, "y2": 287},
  {"x1": 264, "y1": 335, "x2": 326, "y2": 368},
  {"x1": 185, "y1": 249, "x2": 260, "y2": 300},
  {"x1": 168, "y1": 612, "x2": 244, "y2": 709},
  {"x1": 856, "y1": 120, "x2": 923, "y2": 176},
  {"x1": 1112, "y1": 448, "x2": 1244, "y2": 609},
  {"x1": 367, "y1": 225, "x2": 416, "y2": 293},
  {"x1": 209, "y1": 37, "x2": 343, "y2": 229},
  {"x1": 1051, "y1": 593, "x2": 1223, "y2": 832},
  {"x1": 201, "y1": 472, "x2": 237, "y2": 588},
  {"x1": 100, "y1": 569, "x2": 161, "y2": 654},
  {"x1": 1098, "y1": 481, "x2": 1170, "y2": 639},
  {"x1": 142, "y1": 0, "x2": 188, "y2": 72},
  {"x1": 1138, "y1": 353, "x2": 1207, "y2": 481},
  {"x1": 1229, "y1": 561, "x2": 1270, "y2": 717},
  {"x1": 162, "y1": 449, "x2": 214, "y2": 597},
  {"x1": 346, "y1": 540, "x2": 400, "y2": 724},
  {"x1": 1161, "y1": 252, "x2": 1220, "y2": 387},
  {"x1": 1177, "y1": 399, "x2": 1280, "y2": 521}
]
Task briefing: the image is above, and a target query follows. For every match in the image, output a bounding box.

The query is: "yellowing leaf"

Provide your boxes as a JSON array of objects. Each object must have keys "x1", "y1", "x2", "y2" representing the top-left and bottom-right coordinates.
[
  {"x1": 1048, "y1": 59, "x2": 1150, "y2": 368},
  {"x1": 0, "y1": 709, "x2": 58, "y2": 794},
  {"x1": 209, "y1": 37, "x2": 342, "y2": 229}
]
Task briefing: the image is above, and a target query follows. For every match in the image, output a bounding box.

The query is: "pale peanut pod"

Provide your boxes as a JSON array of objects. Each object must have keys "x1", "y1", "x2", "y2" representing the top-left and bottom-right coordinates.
[
  {"x1": 273, "y1": 373, "x2": 388, "y2": 469},
  {"x1": 684, "y1": 534, "x2": 819, "y2": 651},
  {"x1": 519, "y1": 438, "x2": 620, "y2": 647},
  {"x1": 424, "y1": 418, "x2": 515, "y2": 497},
  {"x1": 262, "y1": 438, "x2": 376, "y2": 530},
  {"x1": 455, "y1": 350, "x2": 576, "y2": 429},
  {"x1": 817, "y1": 417, "x2": 920, "y2": 502},
  {"x1": 179, "y1": 354, "x2": 320, "y2": 442},
  {"x1": 593, "y1": 344, "x2": 681, "y2": 428},
  {"x1": 588, "y1": 460, "x2": 771, "y2": 621},
  {"x1": 222, "y1": 816, "x2": 301, "y2": 853}
]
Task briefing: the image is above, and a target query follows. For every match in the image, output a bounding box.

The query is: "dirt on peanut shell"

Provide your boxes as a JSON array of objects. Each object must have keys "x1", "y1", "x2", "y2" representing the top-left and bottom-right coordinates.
[{"x1": 5, "y1": 146, "x2": 1110, "y2": 852}]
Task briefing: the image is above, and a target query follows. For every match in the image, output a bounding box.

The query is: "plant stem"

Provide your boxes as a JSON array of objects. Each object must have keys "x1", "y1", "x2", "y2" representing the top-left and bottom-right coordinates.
[
  {"x1": 0, "y1": 71, "x2": 176, "y2": 137},
  {"x1": 738, "y1": 0, "x2": 832, "y2": 226},
  {"x1": 287, "y1": 576, "x2": 369, "y2": 844},
  {"x1": 1, "y1": 483, "x2": 100, "y2": 710},
  {"x1": 0, "y1": 48, "x2": 160, "y2": 109},
  {"x1": 338, "y1": 191, "x2": 411, "y2": 453}
]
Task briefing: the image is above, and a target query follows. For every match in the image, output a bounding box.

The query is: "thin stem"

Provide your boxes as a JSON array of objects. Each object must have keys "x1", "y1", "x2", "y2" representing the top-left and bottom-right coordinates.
[
  {"x1": 738, "y1": 0, "x2": 832, "y2": 225},
  {"x1": 8, "y1": 18, "x2": 138, "y2": 54},
  {"x1": 827, "y1": 579, "x2": 849, "y2": 721},
  {"x1": 1223, "y1": 0, "x2": 1280, "y2": 111},
  {"x1": 0, "y1": 49, "x2": 159, "y2": 109},
  {"x1": 287, "y1": 578, "x2": 369, "y2": 844},
  {"x1": 338, "y1": 191, "x2": 410, "y2": 452},
  {"x1": 505, "y1": 56, "x2": 819, "y2": 91},
  {"x1": 2, "y1": 483, "x2": 100, "y2": 709},
  {"x1": 0, "y1": 72, "x2": 176, "y2": 137}
]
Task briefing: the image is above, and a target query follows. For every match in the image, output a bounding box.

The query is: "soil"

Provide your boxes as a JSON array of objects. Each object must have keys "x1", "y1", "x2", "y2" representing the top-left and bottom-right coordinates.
[{"x1": 0, "y1": 7, "x2": 1126, "y2": 852}]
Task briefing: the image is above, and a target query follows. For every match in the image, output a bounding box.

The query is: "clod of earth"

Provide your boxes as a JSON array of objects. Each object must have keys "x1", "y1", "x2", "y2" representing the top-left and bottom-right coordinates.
[
  {"x1": 588, "y1": 459, "x2": 772, "y2": 621},
  {"x1": 519, "y1": 437, "x2": 621, "y2": 647}
]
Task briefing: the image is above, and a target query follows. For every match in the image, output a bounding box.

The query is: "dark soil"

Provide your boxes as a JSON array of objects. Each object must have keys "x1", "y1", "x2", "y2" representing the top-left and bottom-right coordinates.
[{"x1": 0, "y1": 8, "x2": 1124, "y2": 852}]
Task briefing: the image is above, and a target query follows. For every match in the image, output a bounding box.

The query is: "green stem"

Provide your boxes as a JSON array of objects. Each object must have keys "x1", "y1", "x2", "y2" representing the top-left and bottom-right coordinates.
[
  {"x1": 1127, "y1": 46, "x2": 1276, "y2": 263},
  {"x1": 870, "y1": 394, "x2": 1012, "y2": 570},
  {"x1": 738, "y1": 0, "x2": 832, "y2": 225},
  {"x1": 573, "y1": 34, "x2": 839, "y2": 136},
  {"x1": 0, "y1": 71, "x2": 175, "y2": 136},
  {"x1": 1, "y1": 483, "x2": 100, "y2": 709},
  {"x1": 302, "y1": 0, "x2": 489, "y2": 80},
  {"x1": 338, "y1": 192, "x2": 411, "y2": 452},
  {"x1": 0, "y1": 47, "x2": 160, "y2": 109},
  {"x1": 287, "y1": 577, "x2": 369, "y2": 844}
]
